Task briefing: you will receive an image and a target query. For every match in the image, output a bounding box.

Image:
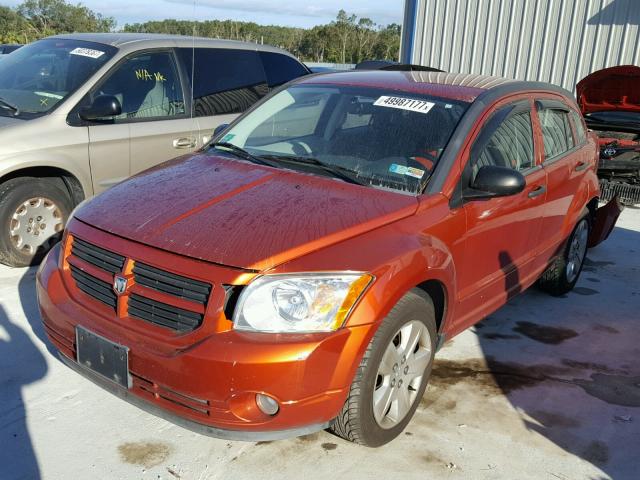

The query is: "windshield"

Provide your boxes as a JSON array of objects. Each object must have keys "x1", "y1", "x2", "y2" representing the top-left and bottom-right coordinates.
[
  {"x1": 0, "y1": 38, "x2": 116, "y2": 118},
  {"x1": 213, "y1": 85, "x2": 469, "y2": 194}
]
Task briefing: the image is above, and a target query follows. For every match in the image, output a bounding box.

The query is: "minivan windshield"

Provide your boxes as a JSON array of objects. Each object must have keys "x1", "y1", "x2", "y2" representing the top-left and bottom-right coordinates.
[
  {"x1": 0, "y1": 38, "x2": 116, "y2": 118},
  {"x1": 214, "y1": 85, "x2": 469, "y2": 194}
]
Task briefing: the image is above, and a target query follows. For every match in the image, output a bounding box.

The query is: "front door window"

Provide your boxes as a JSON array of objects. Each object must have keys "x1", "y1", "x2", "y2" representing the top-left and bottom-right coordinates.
[{"x1": 95, "y1": 51, "x2": 185, "y2": 120}]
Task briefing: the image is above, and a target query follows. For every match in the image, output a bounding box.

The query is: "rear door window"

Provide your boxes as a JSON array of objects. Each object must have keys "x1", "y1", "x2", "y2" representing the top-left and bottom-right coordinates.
[
  {"x1": 259, "y1": 51, "x2": 308, "y2": 88},
  {"x1": 537, "y1": 107, "x2": 575, "y2": 159},
  {"x1": 178, "y1": 48, "x2": 268, "y2": 116}
]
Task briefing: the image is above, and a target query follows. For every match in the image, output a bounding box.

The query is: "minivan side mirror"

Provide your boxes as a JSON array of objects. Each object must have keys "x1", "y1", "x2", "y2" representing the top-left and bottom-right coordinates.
[
  {"x1": 213, "y1": 123, "x2": 230, "y2": 137},
  {"x1": 79, "y1": 95, "x2": 122, "y2": 121},
  {"x1": 465, "y1": 165, "x2": 526, "y2": 200}
]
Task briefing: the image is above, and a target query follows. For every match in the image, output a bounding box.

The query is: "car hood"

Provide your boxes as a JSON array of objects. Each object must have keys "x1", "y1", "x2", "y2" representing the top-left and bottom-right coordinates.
[
  {"x1": 577, "y1": 65, "x2": 640, "y2": 115},
  {"x1": 0, "y1": 114, "x2": 24, "y2": 128},
  {"x1": 75, "y1": 153, "x2": 418, "y2": 271}
]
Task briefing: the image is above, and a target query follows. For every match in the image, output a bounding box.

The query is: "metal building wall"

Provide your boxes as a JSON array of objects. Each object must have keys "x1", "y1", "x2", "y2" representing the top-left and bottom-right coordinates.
[{"x1": 402, "y1": 0, "x2": 640, "y2": 92}]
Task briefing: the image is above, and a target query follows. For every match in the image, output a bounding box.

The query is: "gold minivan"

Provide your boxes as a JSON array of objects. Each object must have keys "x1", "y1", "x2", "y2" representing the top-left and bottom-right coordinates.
[{"x1": 0, "y1": 33, "x2": 309, "y2": 266}]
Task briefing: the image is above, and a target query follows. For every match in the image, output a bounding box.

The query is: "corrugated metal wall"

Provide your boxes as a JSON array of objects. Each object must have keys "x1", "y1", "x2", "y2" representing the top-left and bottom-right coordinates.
[{"x1": 405, "y1": 0, "x2": 640, "y2": 92}]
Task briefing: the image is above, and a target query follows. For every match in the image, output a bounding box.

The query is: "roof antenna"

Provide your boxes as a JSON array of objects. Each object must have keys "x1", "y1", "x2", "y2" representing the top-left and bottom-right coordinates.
[{"x1": 190, "y1": 0, "x2": 197, "y2": 143}]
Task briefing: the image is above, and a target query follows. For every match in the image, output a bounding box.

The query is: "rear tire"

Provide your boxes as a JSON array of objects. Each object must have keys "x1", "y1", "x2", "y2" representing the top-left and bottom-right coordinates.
[
  {"x1": 538, "y1": 213, "x2": 591, "y2": 296},
  {"x1": 329, "y1": 290, "x2": 437, "y2": 447},
  {"x1": 0, "y1": 177, "x2": 73, "y2": 267}
]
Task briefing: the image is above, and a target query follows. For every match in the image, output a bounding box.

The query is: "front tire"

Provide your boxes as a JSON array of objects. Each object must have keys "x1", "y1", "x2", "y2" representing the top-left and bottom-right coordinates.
[
  {"x1": 329, "y1": 291, "x2": 436, "y2": 447},
  {"x1": 0, "y1": 177, "x2": 73, "y2": 267},
  {"x1": 538, "y1": 213, "x2": 591, "y2": 296}
]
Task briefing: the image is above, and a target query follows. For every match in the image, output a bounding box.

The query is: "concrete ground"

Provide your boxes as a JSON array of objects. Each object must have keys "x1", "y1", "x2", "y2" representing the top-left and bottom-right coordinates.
[{"x1": 1, "y1": 209, "x2": 639, "y2": 480}]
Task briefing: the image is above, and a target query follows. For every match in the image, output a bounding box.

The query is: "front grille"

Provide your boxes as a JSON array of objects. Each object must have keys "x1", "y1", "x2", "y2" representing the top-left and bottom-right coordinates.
[
  {"x1": 600, "y1": 180, "x2": 640, "y2": 205},
  {"x1": 133, "y1": 263, "x2": 211, "y2": 305},
  {"x1": 71, "y1": 237, "x2": 125, "y2": 274},
  {"x1": 128, "y1": 294, "x2": 203, "y2": 332},
  {"x1": 69, "y1": 264, "x2": 117, "y2": 309},
  {"x1": 68, "y1": 237, "x2": 210, "y2": 333}
]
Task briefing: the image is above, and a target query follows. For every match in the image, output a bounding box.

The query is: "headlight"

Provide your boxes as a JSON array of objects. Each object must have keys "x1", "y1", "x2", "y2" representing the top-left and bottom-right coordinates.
[{"x1": 233, "y1": 273, "x2": 373, "y2": 333}]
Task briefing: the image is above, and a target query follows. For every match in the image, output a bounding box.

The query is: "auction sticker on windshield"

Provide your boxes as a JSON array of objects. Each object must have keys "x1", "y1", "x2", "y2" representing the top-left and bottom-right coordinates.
[
  {"x1": 374, "y1": 96, "x2": 435, "y2": 114},
  {"x1": 70, "y1": 47, "x2": 105, "y2": 59}
]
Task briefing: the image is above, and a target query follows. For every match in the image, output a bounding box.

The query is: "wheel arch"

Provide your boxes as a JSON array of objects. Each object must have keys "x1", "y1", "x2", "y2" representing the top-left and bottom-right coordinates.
[
  {"x1": 586, "y1": 195, "x2": 599, "y2": 222},
  {"x1": 0, "y1": 166, "x2": 87, "y2": 207},
  {"x1": 412, "y1": 279, "x2": 448, "y2": 335}
]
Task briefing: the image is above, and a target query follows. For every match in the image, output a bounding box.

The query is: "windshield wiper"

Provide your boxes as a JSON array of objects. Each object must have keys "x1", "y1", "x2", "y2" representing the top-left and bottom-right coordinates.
[
  {"x1": 260, "y1": 154, "x2": 368, "y2": 186},
  {"x1": 211, "y1": 142, "x2": 279, "y2": 168},
  {"x1": 0, "y1": 96, "x2": 20, "y2": 116}
]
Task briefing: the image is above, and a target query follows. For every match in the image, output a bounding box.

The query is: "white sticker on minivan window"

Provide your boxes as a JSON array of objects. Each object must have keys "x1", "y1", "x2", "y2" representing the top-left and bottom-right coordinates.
[
  {"x1": 374, "y1": 96, "x2": 435, "y2": 114},
  {"x1": 70, "y1": 47, "x2": 105, "y2": 59}
]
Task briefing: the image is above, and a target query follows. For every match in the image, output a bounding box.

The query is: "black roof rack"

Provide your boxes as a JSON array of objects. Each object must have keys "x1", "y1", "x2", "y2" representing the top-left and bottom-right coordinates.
[{"x1": 355, "y1": 60, "x2": 444, "y2": 73}]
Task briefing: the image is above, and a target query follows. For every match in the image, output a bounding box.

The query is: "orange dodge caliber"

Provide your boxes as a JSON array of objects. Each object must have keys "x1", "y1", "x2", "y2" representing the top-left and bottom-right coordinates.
[{"x1": 37, "y1": 70, "x2": 619, "y2": 447}]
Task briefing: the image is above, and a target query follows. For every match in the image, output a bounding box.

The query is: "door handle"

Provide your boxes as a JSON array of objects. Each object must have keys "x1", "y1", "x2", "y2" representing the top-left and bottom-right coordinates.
[
  {"x1": 574, "y1": 161, "x2": 589, "y2": 172},
  {"x1": 173, "y1": 137, "x2": 197, "y2": 149},
  {"x1": 528, "y1": 185, "x2": 546, "y2": 199}
]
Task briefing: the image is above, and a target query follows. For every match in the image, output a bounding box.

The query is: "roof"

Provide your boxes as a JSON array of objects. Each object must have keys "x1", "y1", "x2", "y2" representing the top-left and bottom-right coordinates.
[
  {"x1": 298, "y1": 70, "x2": 574, "y2": 103},
  {"x1": 298, "y1": 70, "x2": 517, "y2": 102},
  {"x1": 47, "y1": 33, "x2": 291, "y2": 56}
]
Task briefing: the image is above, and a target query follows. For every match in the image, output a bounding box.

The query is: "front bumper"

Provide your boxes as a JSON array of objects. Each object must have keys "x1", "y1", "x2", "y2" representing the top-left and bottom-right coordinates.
[
  {"x1": 37, "y1": 240, "x2": 374, "y2": 440},
  {"x1": 57, "y1": 352, "x2": 329, "y2": 441}
]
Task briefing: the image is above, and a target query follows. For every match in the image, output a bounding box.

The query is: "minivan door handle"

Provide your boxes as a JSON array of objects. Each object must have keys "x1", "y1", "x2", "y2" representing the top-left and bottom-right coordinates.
[
  {"x1": 528, "y1": 185, "x2": 546, "y2": 199},
  {"x1": 173, "y1": 137, "x2": 197, "y2": 149},
  {"x1": 574, "y1": 161, "x2": 589, "y2": 172}
]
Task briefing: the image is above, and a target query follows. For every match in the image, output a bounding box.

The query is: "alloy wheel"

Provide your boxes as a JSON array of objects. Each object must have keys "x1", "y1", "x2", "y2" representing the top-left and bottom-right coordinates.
[
  {"x1": 373, "y1": 320, "x2": 432, "y2": 429},
  {"x1": 566, "y1": 218, "x2": 589, "y2": 283}
]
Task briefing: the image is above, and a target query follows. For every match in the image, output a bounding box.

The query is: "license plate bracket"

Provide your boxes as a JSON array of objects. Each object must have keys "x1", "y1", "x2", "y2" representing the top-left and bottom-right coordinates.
[{"x1": 76, "y1": 326, "x2": 131, "y2": 388}]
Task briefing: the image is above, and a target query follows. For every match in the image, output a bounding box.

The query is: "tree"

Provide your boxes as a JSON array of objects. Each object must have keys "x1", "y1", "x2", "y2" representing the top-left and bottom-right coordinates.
[
  {"x1": 122, "y1": 11, "x2": 401, "y2": 64},
  {"x1": 354, "y1": 17, "x2": 376, "y2": 63},
  {"x1": 372, "y1": 23, "x2": 401, "y2": 61},
  {"x1": 0, "y1": 6, "x2": 32, "y2": 43},
  {"x1": 332, "y1": 9, "x2": 357, "y2": 64},
  {"x1": 17, "y1": 0, "x2": 115, "y2": 38}
]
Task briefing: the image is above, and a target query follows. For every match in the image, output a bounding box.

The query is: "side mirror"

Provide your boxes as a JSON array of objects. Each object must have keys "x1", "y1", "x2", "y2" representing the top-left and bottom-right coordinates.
[
  {"x1": 79, "y1": 95, "x2": 122, "y2": 121},
  {"x1": 213, "y1": 123, "x2": 230, "y2": 137},
  {"x1": 465, "y1": 165, "x2": 526, "y2": 200}
]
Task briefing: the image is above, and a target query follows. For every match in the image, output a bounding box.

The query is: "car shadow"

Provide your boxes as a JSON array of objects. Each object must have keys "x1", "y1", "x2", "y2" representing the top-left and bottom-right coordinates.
[
  {"x1": 0, "y1": 302, "x2": 47, "y2": 480},
  {"x1": 17, "y1": 267, "x2": 60, "y2": 360},
  {"x1": 474, "y1": 226, "x2": 640, "y2": 479}
]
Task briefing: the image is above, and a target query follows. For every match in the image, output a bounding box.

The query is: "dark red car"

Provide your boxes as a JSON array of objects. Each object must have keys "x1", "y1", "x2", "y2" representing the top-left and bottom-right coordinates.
[
  {"x1": 577, "y1": 65, "x2": 640, "y2": 204},
  {"x1": 37, "y1": 70, "x2": 618, "y2": 447}
]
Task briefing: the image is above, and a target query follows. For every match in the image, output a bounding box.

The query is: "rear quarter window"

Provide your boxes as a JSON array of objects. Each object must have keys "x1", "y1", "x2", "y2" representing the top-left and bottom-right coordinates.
[
  {"x1": 178, "y1": 47, "x2": 269, "y2": 116},
  {"x1": 259, "y1": 51, "x2": 308, "y2": 88},
  {"x1": 570, "y1": 110, "x2": 587, "y2": 144}
]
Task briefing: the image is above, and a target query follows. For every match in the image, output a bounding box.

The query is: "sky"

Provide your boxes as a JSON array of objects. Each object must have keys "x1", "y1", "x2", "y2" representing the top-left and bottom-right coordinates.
[{"x1": 2, "y1": 0, "x2": 405, "y2": 28}]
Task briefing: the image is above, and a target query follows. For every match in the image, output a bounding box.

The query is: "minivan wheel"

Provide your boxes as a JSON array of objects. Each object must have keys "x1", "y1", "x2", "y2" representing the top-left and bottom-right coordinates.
[
  {"x1": 0, "y1": 177, "x2": 73, "y2": 267},
  {"x1": 538, "y1": 213, "x2": 591, "y2": 296},
  {"x1": 329, "y1": 291, "x2": 436, "y2": 447}
]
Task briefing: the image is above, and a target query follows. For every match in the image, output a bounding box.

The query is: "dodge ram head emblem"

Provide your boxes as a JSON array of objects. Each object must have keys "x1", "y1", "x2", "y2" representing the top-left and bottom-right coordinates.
[{"x1": 113, "y1": 275, "x2": 128, "y2": 295}]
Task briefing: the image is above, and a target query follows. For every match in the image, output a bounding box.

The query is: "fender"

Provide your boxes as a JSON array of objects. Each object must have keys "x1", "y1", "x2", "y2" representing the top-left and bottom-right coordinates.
[
  {"x1": 272, "y1": 193, "x2": 458, "y2": 391},
  {"x1": 0, "y1": 150, "x2": 93, "y2": 198},
  {"x1": 0, "y1": 115, "x2": 93, "y2": 196}
]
